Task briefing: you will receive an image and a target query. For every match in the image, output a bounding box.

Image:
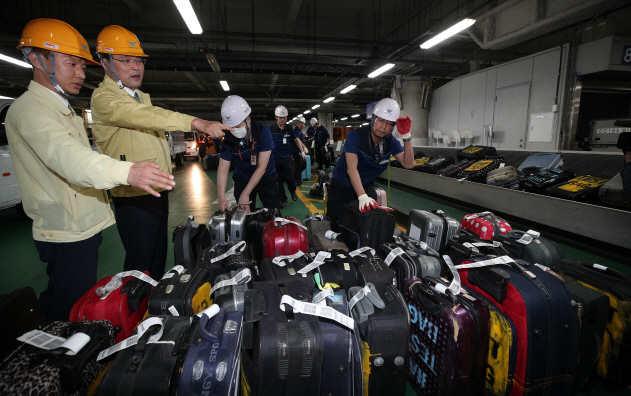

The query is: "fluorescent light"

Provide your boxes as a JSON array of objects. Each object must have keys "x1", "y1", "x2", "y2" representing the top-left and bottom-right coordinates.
[
  {"x1": 362, "y1": 123, "x2": 369, "y2": 126},
  {"x1": 297, "y1": 114, "x2": 303, "y2": 117},
  {"x1": 205, "y1": 54, "x2": 221, "y2": 72},
  {"x1": 421, "y1": 18, "x2": 476, "y2": 49},
  {"x1": 0, "y1": 95, "x2": 15, "y2": 100},
  {"x1": 334, "y1": 119, "x2": 338, "y2": 122},
  {"x1": 312, "y1": 104, "x2": 320, "y2": 109},
  {"x1": 340, "y1": 117, "x2": 348, "y2": 121},
  {"x1": 173, "y1": 0, "x2": 203, "y2": 34},
  {"x1": 346, "y1": 125, "x2": 351, "y2": 127},
  {"x1": 351, "y1": 114, "x2": 360, "y2": 118},
  {"x1": 340, "y1": 85, "x2": 356, "y2": 94},
  {"x1": 304, "y1": 109, "x2": 311, "y2": 114},
  {"x1": 368, "y1": 63, "x2": 395, "y2": 78},
  {"x1": 323, "y1": 97, "x2": 335, "y2": 103},
  {"x1": 219, "y1": 80, "x2": 230, "y2": 91},
  {"x1": 0, "y1": 54, "x2": 32, "y2": 68}
]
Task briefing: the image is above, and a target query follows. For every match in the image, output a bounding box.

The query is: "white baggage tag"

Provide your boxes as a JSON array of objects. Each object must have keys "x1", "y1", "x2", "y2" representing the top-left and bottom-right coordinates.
[
  {"x1": 196, "y1": 304, "x2": 221, "y2": 319},
  {"x1": 384, "y1": 247, "x2": 405, "y2": 266},
  {"x1": 279, "y1": 295, "x2": 354, "y2": 330},
  {"x1": 324, "y1": 230, "x2": 341, "y2": 241},
  {"x1": 347, "y1": 285, "x2": 372, "y2": 312},
  {"x1": 312, "y1": 288, "x2": 335, "y2": 306},
  {"x1": 348, "y1": 247, "x2": 375, "y2": 258},
  {"x1": 97, "y1": 317, "x2": 165, "y2": 361},
  {"x1": 274, "y1": 217, "x2": 307, "y2": 230},
  {"x1": 297, "y1": 251, "x2": 332, "y2": 274},
  {"x1": 462, "y1": 242, "x2": 481, "y2": 253},
  {"x1": 435, "y1": 256, "x2": 461, "y2": 296},
  {"x1": 336, "y1": 141, "x2": 342, "y2": 151},
  {"x1": 516, "y1": 233, "x2": 534, "y2": 245},
  {"x1": 96, "y1": 270, "x2": 158, "y2": 297},
  {"x1": 272, "y1": 250, "x2": 305, "y2": 266},
  {"x1": 210, "y1": 241, "x2": 247, "y2": 263},
  {"x1": 470, "y1": 241, "x2": 502, "y2": 248},
  {"x1": 18, "y1": 330, "x2": 67, "y2": 351},
  {"x1": 168, "y1": 306, "x2": 180, "y2": 316},
  {"x1": 162, "y1": 265, "x2": 186, "y2": 280},
  {"x1": 454, "y1": 255, "x2": 515, "y2": 269},
  {"x1": 526, "y1": 229, "x2": 541, "y2": 237},
  {"x1": 209, "y1": 268, "x2": 252, "y2": 296}
]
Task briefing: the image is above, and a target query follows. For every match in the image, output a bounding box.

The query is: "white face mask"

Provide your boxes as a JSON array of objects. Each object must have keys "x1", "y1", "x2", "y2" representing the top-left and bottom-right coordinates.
[{"x1": 233, "y1": 126, "x2": 247, "y2": 139}]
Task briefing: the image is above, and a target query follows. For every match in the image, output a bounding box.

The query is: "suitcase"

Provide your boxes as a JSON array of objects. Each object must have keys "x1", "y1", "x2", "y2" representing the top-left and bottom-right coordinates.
[
  {"x1": 405, "y1": 276, "x2": 490, "y2": 395},
  {"x1": 456, "y1": 145, "x2": 497, "y2": 160},
  {"x1": 415, "y1": 156, "x2": 456, "y2": 174},
  {"x1": 240, "y1": 281, "x2": 324, "y2": 396},
  {"x1": 486, "y1": 166, "x2": 520, "y2": 189},
  {"x1": 459, "y1": 259, "x2": 581, "y2": 395},
  {"x1": 457, "y1": 158, "x2": 503, "y2": 183},
  {"x1": 407, "y1": 209, "x2": 461, "y2": 251},
  {"x1": 227, "y1": 206, "x2": 248, "y2": 242},
  {"x1": 259, "y1": 254, "x2": 318, "y2": 294},
  {"x1": 411, "y1": 157, "x2": 431, "y2": 171},
  {"x1": 347, "y1": 280, "x2": 409, "y2": 396},
  {"x1": 0, "y1": 287, "x2": 45, "y2": 361},
  {"x1": 350, "y1": 247, "x2": 396, "y2": 289},
  {"x1": 442, "y1": 232, "x2": 512, "y2": 265},
  {"x1": 516, "y1": 152, "x2": 563, "y2": 175},
  {"x1": 461, "y1": 211, "x2": 512, "y2": 240},
  {"x1": 147, "y1": 266, "x2": 212, "y2": 316},
  {"x1": 378, "y1": 243, "x2": 444, "y2": 293},
  {"x1": 338, "y1": 202, "x2": 396, "y2": 250},
  {"x1": 316, "y1": 249, "x2": 360, "y2": 290},
  {"x1": 310, "y1": 170, "x2": 325, "y2": 196},
  {"x1": 213, "y1": 269, "x2": 252, "y2": 312},
  {"x1": 598, "y1": 172, "x2": 631, "y2": 210},
  {"x1": 302, "y1": 155, "x2": 312, "y2": 180},
  {"x1": 522, "y1": 169, "x2": 576, "y2": 192},
  {"x1": 244, "y1": 207, "x2": 281, "y2": 262},
  {"x1": 178, "y1": 307, "x2": 242, "y2": 396},
  {"x1": 492, "y1": 230, "x2": 564, "y2": 267},
  {"x1": 310, "y1": 230, "x2": 349, "y2": 252},
  {"x1": 173, "y1": 215, "x2": 211, "y2": 269},
  {"x1": 98, "y1": 315, "x2": 199, "y2": 396},
  {"x1": 69, "y1": 271, "x2": 153, "y2": 343},
  {"x1": 262, "y1": 216, "x2": 308, "y2": 258},
  {"x1": 304, "y1": 213, "x2": 332, "y2": 244},
  {"x1": 321, "y1": 145, "x2": 335, "y2": 165},
  {"x1": 209, "y1": 209, "x2": 228, "y2": 248},
  {"x1": 545, "y1": 175, "x2": 609, "y2": 204},
  {"x1": 550, "y1": 259, "x2": 631, "y2": 388},
  {"x1": 0, "y1": 320, "x2": 115, "y2": 396},
  {"x1": 375, "y1": 188, "x2": 387, "y2": 207},
  {"x1": 437, "y1": 159, "x2": 476, "y2": 178},
  {"x1": 198, "y1": 241, "x2": 259, "y2": 283}
]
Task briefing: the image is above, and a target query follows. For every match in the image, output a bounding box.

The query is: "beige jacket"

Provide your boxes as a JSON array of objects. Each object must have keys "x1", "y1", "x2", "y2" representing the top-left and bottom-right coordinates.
[
  {"x1": 6, "y1": 81, "x2": 133, "y2": 242},
  {"x1": 91, "y1": 76, "x2": 196, "y2": 197}
]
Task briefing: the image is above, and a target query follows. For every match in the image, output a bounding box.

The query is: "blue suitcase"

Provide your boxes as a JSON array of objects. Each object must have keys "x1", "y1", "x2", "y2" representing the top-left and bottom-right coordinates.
[
  {"x1": 302, "y1": 154, "x2": 312, "y2": 181},
  {"x1": 517, "y1": 152, "x2": 563, "y2": 175}
]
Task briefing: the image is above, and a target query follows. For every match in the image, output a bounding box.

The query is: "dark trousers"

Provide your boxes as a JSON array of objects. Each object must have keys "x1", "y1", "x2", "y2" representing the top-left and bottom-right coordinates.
[
  {"x1": 35, "y1": 232, "x2": 102, "y2": 323},
  {"x1": 199, "y1": 144, "x2": 207, "y2": 160},
  {"x1": 292, "y1": 151, "x2": 303, "y2": 182},
  {"x1": 275, "y1": 157, "x2": 296, "y2": 202},
  {"x1": 315, "y1": 143, "x2": 324, "y2": 170},
  {"x1": 113, "y1": 192, "x2": 169, "y2": 280},
  {"x1": 234, "y1": 174, "x2": 281, "y2": 211},
  {"x1": 326, "y1": 177, "x2": 378, "y2": 231}
]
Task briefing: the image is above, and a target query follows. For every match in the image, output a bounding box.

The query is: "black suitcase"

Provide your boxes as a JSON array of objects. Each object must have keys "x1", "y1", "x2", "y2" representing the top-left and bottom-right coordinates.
[
  {"x1": 349, "y1": 247, "x2": 396, "y2": 290},
  {"x1": 0, "y1": 287, "x2": 45, "y2": 361},
  {"x1": 198, "y1": 241, "x2": 259, "y2": 283},
  {"x1": 456, "y1": 158, "x2": 503, "y2": 183},
  {"x1": 213, "y1": 268, "x2": 252, "y2": 312},
  {"x1": 377, "y1": 243, "x2": 444, "y2": 293},
  {"x1": 456, "y1": 145, "x2": 497, "y2": 160},
  {"x1": 310, "y1": 170, "x2": 326, "y2": 196},
  {"x1": 173, "y1": 215, "x2": 211, "y2": 269},
  {"x1": 492, "y1": 230, "x2": 564, "y2": 267},
  {"x1": 240, "y1": 281, "x2": 324, "y2": 396},
  {"x1": 244, "y1": 207, "x2": 281, "y2": 262},
  {"x1": 443, "y1": 231, "x2": 513, "y2": 264},
  {"x1": 316, "y1": 249, "x2": 361, "y2": 290},
  {"x1": 259, "y1": 254, "x2": 318, "y2": 294},
  {"x1": 545, "y1": 175, "x2": 609, "y2": 204},
  {"x1": 522, "y1": 169, "x2": 576, "y2": 192},
  {"x1": 147, "y1": 266, "x2": 212, "y2": 317},
  {"x1": 338, "y1": 202, "x2": 396, "y2": 250},
  {"x1": 415, "y1": 156, "x2": 456, "y2": 174}
]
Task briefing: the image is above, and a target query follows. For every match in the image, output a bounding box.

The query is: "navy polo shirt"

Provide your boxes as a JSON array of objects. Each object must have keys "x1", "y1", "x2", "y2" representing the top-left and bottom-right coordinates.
[
  {"x1": 314, "y1": 126, "x2": 330, "y2": 146},
  {"x1": 332, "y1": 125, "x2": 404, "y2": 189},
  {"x1": 215, "y1": 119, "x2": 276, "y2": 180},
  {"x1": 269, "y1": 123, "x2": 296, "y2": 159},
  {"x1": 306, "y1": 127, "x2": 316, "y2": 138}
]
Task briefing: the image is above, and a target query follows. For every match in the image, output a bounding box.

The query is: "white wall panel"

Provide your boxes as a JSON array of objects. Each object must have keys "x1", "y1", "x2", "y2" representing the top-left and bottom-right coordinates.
[
  {"x1": 484, "y1": 69, "x2": 498, "y2": 134},
  {"x1": 493, "y1": 84, "x2": 531, "y2": 149},
  {"x1": 527, "y1": 49, "x2": 562, "y2": 150},
  {"x1": 438, "y1": 79, "x2": 461, "y2": 142},
  {"x1": 458, "y1": 72, "x2": 487, "y2": 141},
  {"x1": 428, "y1": 89, "x2": 440, "y2": 133},
  {"x1": 496, "y1": 58, "x2": 533, "y2": 89}
]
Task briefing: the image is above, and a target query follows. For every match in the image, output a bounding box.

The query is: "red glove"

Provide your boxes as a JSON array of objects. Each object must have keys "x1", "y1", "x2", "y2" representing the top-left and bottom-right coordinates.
[{"x1": 396, "y1": 116, "x2": 412, "y2": 136}]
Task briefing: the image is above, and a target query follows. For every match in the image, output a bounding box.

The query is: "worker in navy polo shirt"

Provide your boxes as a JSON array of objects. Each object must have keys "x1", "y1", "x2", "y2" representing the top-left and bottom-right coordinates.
[
  {"x1": 326, "y1": 98, "x2": 414, "y2": 229},
  {"x1": 293, "y1": 116, "x2": 308, "y2": 185},
  {"x1": 310, "y1": 117, "x2": 331, "y2": 171},
  {"x1": 215, "y1": 95, "x2": 281, "y2": 212}
]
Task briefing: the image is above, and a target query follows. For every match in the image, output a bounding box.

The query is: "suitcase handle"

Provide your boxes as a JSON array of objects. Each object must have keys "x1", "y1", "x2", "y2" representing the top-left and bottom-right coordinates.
[
  {"x1": 467, "y1": 267, "x2": 508, "y2": 304},
  {"x1": 582, "y1": 263, "x2": 628, "y2": 280},
  {"x1": 199, "y1": 307, "x2": 226, "y2": 343},
  {"x1": 410, "y1": 282, "x2": 449, "y2": 315}
]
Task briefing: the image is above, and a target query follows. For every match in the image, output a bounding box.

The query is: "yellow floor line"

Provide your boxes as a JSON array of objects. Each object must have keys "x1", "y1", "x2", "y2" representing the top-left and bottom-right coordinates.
[
  {"x1": 310, "y1": 199, "x2": 325, "y2": 202},
  {"x1": 175, "y1": 168, "x2": 190, "y2": 174},
  {"x1": 295, "y1": 188, "x2": 320, "y2": 215}
]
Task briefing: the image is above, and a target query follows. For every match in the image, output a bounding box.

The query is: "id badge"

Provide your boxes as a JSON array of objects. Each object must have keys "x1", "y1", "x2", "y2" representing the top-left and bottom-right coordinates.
[
  {"x1": 250, "y1": 154, "x2": 257, "y2": 166},
  {"x1": 283, "y1": 137, "x2": 287, "y2": 144}
]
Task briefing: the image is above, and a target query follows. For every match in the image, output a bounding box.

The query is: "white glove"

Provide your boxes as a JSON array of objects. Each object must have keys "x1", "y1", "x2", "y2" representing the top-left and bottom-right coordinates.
[
  {"x1": 301, "y1": 152, "x2": 306, "y2": 160},
  {"x1": 358, "y1": 194, "x2": 378, "y2": 213}
]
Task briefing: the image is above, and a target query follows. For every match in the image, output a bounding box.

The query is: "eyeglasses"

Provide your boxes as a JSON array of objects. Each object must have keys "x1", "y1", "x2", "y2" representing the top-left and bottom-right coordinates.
[
  {"x1": 112, "y1": 57, "x2": 146, "y2": 66},
  {"x1": 374, "y1": 117, "x2": 395, "y2": 128}
]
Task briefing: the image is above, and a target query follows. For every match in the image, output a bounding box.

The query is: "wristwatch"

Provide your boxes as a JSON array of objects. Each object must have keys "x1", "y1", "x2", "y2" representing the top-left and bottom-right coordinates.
[{"x1": 402, "y1": 136, "x2": 412, "y2": 142}]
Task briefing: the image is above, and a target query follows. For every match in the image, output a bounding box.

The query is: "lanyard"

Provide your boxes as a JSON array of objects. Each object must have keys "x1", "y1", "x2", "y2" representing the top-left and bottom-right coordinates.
[
  {"x1": 369, "y1": 133, "x2": 384, "y2": 163},
  {"x1": 238, "y1": 138, "x2": 255, "y2": 163}
]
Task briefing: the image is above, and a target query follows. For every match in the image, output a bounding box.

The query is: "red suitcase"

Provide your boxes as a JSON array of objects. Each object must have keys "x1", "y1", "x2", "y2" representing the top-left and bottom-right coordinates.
[
  {"x1": 262, "y1": 216, "x2": 308, "y2": 258},
  {"x1": 69, "y1": 271, "x2": 154, "y2": 343},
  {"x1": 461, "y1": 211, "x2": 512, "y2": 240}
]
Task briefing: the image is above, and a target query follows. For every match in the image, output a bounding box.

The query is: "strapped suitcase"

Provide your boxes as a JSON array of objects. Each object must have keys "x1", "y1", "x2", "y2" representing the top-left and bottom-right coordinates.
[
  {"x1": 69, "y1": 271, "x2": 153, "y2": 343},
  {"x1": 407, "y1": 209, "x2": 460, "y2": 251},
  {"x1": 457, "y1": 158, "x2": 503, "y2": 183},
  {"x1": 492, "y1": 230, "x2": 564, "y2": 267},
  {"x1": 486, "y1": 166, "x2": 520, "y2": 190},
  {"x1": 259, "y1": 253, "x2": 318, "y2": 294},
  {"x1": 262, "y1": 216, "x2": 309, "y2": 258},
  {"x1": 516, "y1": 152, "x2": 563, "y2": 175},
  {"x1": 209, "y1": 209, "x2": 228, "y2": 248},
  {"x1": 459, "y1": 258, "x2": 580, "y2": 395},
  {"x1": 245, "y1": 207, "x2": 281, "y2": 262},
  {"x1": 437, "y1": 159, "x2": 476, "y2": 178},
  {"x1": 350, "y1": 247, "x2": 396, "y2": 289},
  {"x1": 442, "y1": 232, "x2": 512, "y2": 265},
  {"x1": 456, "y1": 145, "x2": 497, "y2": 160},
  {"x1": 550, "y1": 259, "x2": 631, "y2": 388},
  {"x1": 0, "y1": 320, "x2": 115, "y2": 396},
  {"x1": 378, "y1": 243, "x2": 444, "y2": 293},
  {"x1": 411, "y1": 157, "x2": 431, "y2": 171},
  {"x1": 0, "y1": 287, "x2": 44, "y2": 361},
  {"x1": 375, "y1": 188, "x2": 387, "y2": 207},
  {"x1": 198, "y1": 241, "x2": 259, "y2": 283},
  {"x1": 179, "y1": 306, "x2": 242, "y2": 396},
  {"x1": 302, "y1": 154, "x2": 312, "y2": 180},
  {"x1": 338, "y1": 202, "x2": 395, "y2": 250},
  {"x1": 240, "y1": 281, "x2": 324, "y2": 396},
  {"x1": 212, "y1": 269, "x2": 253, "y2": 312},
  {"x1": 461, "y1": 211, "x2": 512, "y2": 240},
  {"x1": 173, "y1": 215, "x2": 211, "y2": 269},
  {"x1": 310, "y1": 229, "x2": 349, "y2": 252},
  {"x1": 545, "y1": 175, "x2": 609, "y2": 204},
  {"x1": 304, "y1": 213, "x2": 331, "y2": 244},
  {"x1": 522, "y1": 169, "x2": 576, "y2": 192},
  {"x1": 226, "y1": 206, "x2": 248, "y2": 242},
  {"x1": 598, "y1": 172, "x2": 631, "y2": 210},
  {"x1": 315, "y1": 249, "x2": 360, "y2": 290},
  {"x1": 415, "y1": 156, "x2": 456, "y2": 174},
  {"x1": 404, "y1": 276, "x2": 490, "y2": 396},
  {"x1": 147, "y1": 265, "x2": 212, "y2": 317}
]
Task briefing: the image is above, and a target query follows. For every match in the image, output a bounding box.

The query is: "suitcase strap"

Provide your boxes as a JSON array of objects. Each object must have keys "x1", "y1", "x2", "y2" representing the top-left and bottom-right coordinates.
[
  {"x1": 280, "y1": 295, "x2": 354, "y2": 330},
  {"x1": 96, "y1": 316, "x2": 165, "y2": 361},
  {"x1": 96, "y1": 270, "x2": 158, "y2": 297},
  {"x1": 209, "y1": 268, "x2": 252, "y2": 297},
  {"x1": 209, "y1": 241, "x2": 246, "y2": 263}
]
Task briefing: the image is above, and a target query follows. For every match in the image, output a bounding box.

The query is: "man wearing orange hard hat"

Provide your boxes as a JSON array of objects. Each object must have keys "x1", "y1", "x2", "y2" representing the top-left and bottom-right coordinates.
[
  {"x1": 5, "y1": 19, "x2": 176, "y2": 322},
  {"x1": 90, "y1": 25, "x2": 232, "y2": 280}
]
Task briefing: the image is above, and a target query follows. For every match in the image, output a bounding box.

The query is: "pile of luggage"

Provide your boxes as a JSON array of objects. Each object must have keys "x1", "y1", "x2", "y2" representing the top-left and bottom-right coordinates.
[{"x1": 2, "y1": 203, "x2": 630, "y2": 395}]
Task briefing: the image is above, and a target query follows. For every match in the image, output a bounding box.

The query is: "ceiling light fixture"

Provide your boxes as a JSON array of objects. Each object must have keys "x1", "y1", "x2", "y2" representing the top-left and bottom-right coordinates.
[
  {"x1": 340, "y1": 85, "x2": 356, "y2": 94},
  {"x1": 351, "y1": 114, "x2": 360, "y2": 118},
  {"x1": 312, "y1": 104, "x2": 320, "y2": 109},
  {"x1": 340, "y1": 117, "x2": 348, "y2": 121},
  {"x1": 297, "y1": 114, "x2": 303, "y2": 117},
  {"x1": 173, "y1": 0, "x2": 203, "y2": 34},
  {"x1": 346, "y1": 125, "x2": 352, "y2": 128},
  {"x1": 205, "y1": 54, "x2": 221, "y2": 72},
  {"x1": 368, "y1": 63, "x2": 395, "y2": 78},
  {"x1": 420, "y1": 18, "x2": 476, "y2": 49},
  {"x1": 334, "y1": 119, "x2": 338, "y2": 122},
  {"x1": 304, "y1": 110, "x2": 311, "y2": 114},
  {"x1": 0, "y1": 54, "x2": 32, "y2": 68},
  {"x1": 219, "y1": 80, "x2": 230, "y2": 91},
  {"x1": 362, "y1": 123, "x2": 369, "y2": 126},
  {"x1": 323, "y1": 97, "x2": 335, "y2": 103}
]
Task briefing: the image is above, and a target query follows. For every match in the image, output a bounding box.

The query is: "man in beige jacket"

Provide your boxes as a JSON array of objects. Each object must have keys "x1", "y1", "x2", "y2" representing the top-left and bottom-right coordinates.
[
  {"x1": 91, "y1": 25, "x2": 230, "y2": 280},
  {"x1": 7, "y1": 19, "x2": 175, "y2": 322}
]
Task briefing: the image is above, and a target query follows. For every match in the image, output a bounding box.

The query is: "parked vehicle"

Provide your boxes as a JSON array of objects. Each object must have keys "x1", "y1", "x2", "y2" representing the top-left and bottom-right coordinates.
[
  {"x1": 166, "y1": 131, "x2": 187, "y2": 167},
  {"x1": 0, "y1": 98, "x2": 25, "y2": 216},
  {"x1": 184, "y1": 131, "x2": 199, "y2": 160}
]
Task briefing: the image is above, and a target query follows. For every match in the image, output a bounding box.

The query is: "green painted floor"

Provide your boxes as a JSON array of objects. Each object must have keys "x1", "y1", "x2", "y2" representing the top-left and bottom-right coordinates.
[{"x1": 1, "y1": 159, "x2": 629, "y2": 395}]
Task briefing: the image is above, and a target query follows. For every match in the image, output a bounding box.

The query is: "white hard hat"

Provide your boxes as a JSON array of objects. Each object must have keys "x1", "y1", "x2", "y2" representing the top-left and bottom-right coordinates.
[
  {"x1": 221, "y1": 95, "x2": 251, "y2": 127},
  {"x1": 275, "y1": 105, "x2": 288, "y2": 117},
  {"x1": 372, "y1": 98, "x2": 400, "y2": 122},
  {"x1": 297, "y1": 116, "x2": 306, "y2": 124},
  {"x1": 310, "y1": 117, "x2": 318, "y2": 127}
]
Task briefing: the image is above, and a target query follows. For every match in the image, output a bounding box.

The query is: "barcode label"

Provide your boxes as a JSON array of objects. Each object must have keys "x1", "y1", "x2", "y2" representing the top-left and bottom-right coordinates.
[
  {"x1": 17, "y1": 330, "x2": 67, "y2": 350},
  {"x1": 517, "y1": 233, "x2": 533, "y2": 245}
]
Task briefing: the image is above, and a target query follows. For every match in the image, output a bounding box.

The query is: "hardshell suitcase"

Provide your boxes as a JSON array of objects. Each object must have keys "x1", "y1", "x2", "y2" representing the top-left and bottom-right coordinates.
[
  {"x1": 0, "y1": 320, "x2": 115, "y2": 396},
  {"x1": 457, "y1": 158, "x2": 503, "y2": 183},
  {"x1": 486, "y1": 166, "x2": 520, "y2": 189},
  {"x1": 377, "y1": 243, "x2": 444, "y2": 293},
  {"x1": 0, "y1": 287, "x2": 44, "y2": 361},
  {"x1": 227, "y1": 206, "x2": 248, "y2": 242},
  {"x1": 259, "y1": 254, "x2": 318, "y2": 294},
  {"x1": 240, "y1": 281, "x2": 324, "y2": 396},
  {"x1": 375, "y1": 188, "x2": 387, "y2": 207},
  {"x1": 173, "y1": 215, "x2": 211, "y2": 269},
  {"x1": 550, "y1": 259, "x2": 631, "y2": 388},
  {"x1": 262, "y1": 216, "x2": 308, "y2": 258},
  {"x1": 456, "y1": 145, "x2": 497, "y2": 160},
  {"x1": 310, "y1": 230, "x2": 349, "y2": 252},
  {"x1": 461, "y1": 212, "x2": 512, "y2": 240},
  {"x1": 147, "y1": 266, "x2": 212, "y2": 317},
  {"x1": 415, "y1": 156, "x2": 456, "y2": 174},
  {"x1": 338, "y1": 202, "x2": 396, "y2": 250},
  {"x1": 406, "y1": 209, "x2": 461, "y2": 251},
  {"x1": 69, "y1": 271, "x2": 153, "y2": 343},
  {"x1": 545, "y1": 175, "x2": 609, "y2": 204},
  {"x1": 209, "y1": 209, "x2": 228, "y2": 248},
  {"x1": 198, "y1": 241, "x2": 258, "y2": 283},
  {"x1": 460, "y1": 259, "x2": 580, "y2": 395},
  {"x1": 316, "y1": 249, "x2": 361, "y2": 290},
  {"x1": 522, "y1": 169, "x2": 576, "y2": 192},
  {"x1": 213, "y1": 269, "x2": 252, "y2": 312},
  {"x1": 179, "y1": 307, "x2": 242, "y2": 396},
  {"x1": 437, "y1": 159, "x2": 476, "y2": 178},
  {"x1": 492, "y1": 230, "x2": 564, "y2": 267},
  {"x1": 405, "y1": 276, "x2": 490, "y2": 396},
  {"x1": 244, "y1": 207, "x2": 280, "y2": 262},
  {"x1": 517, "y1": 152, "x2": 563, "y2": 175},
  {"x1": 599, "y1": 172, "x2": 631, "y2": 210},
  {"x1": 302, "y1": 154, "x2": 312, "y2": 180}
]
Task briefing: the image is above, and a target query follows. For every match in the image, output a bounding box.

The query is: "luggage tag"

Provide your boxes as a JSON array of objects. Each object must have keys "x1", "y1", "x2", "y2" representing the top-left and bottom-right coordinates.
[
  {"x1": 347, "y1": 283, "x2": 384, "y2": 312},
  {"x1": 274, "y1": 217, "x2": 308, "y2": 230},
  {"x1": 96, "y1": 316, "x2": 165, "y2": 361},
  {"x1": 312, "y1": 288, "x2": 335, "y2": 306},
  {"x1": 208, "y1": 268, "x2": 252, "y2": 297},
  {"x1": 348, "y1": 246, "x2": 376, "y2": 258},
  {"x1": 516, "y1": 230, "x2": 540, "y2": 245},
  {"x1": 209, "y1": 240, "x2": 247, "y2": 263},
  {"x1": 384, "y1": 247, "x2": 405, "y2": 266},
  {"x1": 279, "y1": 295, "x2": 355, "y2": 330},
  {"x1": 96, "y1": 270, "x2": 158, "y2": 298},
  {"x1": 434, "y1": 255, "x2": 462, "y2": 296},
  {"x1": 454, "y1": 255, "x2": 515, "y2": 269},
  {"x1": 297, "y1": 251, "x2": 332, "y2": 274},
  {"x1": 18, "y1": 330, "x2": 90, "y2": 355},
  {"x1": 162, "y1": 265, "x2": 186, "y2": 280},
  {"x1": 272, "y1": 250, "x2": 306, "y2": 267},
  {"x1": 324, "y1": 230, "x2": 342, "y2": 241}
]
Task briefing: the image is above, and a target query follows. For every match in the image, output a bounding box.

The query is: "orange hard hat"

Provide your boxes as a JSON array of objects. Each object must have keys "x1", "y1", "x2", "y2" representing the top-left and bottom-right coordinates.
[
  {"x1": 96, "y1": 25, "x2": 148, "y2": 57},
  {"x1": 18, "y1": 18, "x2": 99, "y2": 65}
]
